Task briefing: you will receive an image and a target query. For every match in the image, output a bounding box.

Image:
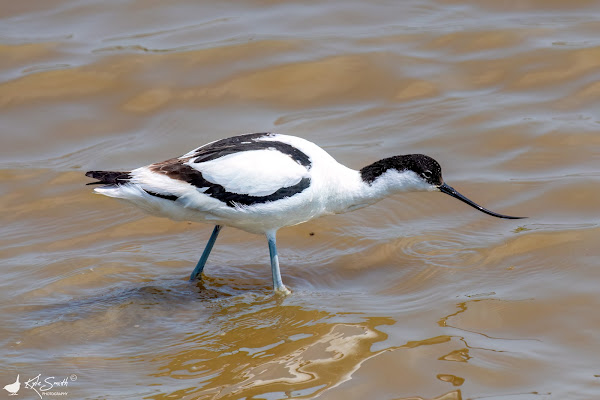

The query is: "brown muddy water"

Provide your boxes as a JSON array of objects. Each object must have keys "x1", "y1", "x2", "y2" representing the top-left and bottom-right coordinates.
[{"x1": 1, "y1": 1, "x2": 600, "y2": 399}]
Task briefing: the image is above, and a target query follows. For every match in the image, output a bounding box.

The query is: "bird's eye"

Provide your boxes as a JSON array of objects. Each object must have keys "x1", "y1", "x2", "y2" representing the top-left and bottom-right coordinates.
[{"x1": 422, "y1": 170, "x2": 432, "y2": 179}]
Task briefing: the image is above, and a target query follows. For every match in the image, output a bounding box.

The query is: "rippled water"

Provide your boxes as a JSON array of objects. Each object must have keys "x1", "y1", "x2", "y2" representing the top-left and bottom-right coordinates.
[{"x1": 2, "y1": 1, "x2": 600, "y2": 399}]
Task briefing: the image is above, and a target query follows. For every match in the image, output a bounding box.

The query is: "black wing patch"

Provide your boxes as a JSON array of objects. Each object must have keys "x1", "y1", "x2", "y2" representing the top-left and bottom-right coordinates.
[
  {"x1": 148, "y1": 133, "x2": 313, "y2": 207},
  {"x1": 85, "y1": 170, "x2": 178, "y2": 201},
  {"x1": 143, "y1": 190, "x2": 179, "y2": 201},
  {"x1": 85, "y1": 170, "x2": 131, "y2": 185},
  {"x1": 87, "y1": 134, "x2": 313, "y2": 206},
  {"x1": 189, "y1": 133, "x2": 312, "y2": 168},
  {"x1": 205, "y1": 177, "x2": 311, "y2": 207},
  {"x1": 150, "y1": 159, "x2": 311, "y2": 207}
]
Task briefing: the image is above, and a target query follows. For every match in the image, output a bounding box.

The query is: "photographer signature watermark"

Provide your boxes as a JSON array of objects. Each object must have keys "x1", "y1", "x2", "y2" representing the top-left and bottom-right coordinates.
[{"x1": 3, "y1": 373, "x2": 77, "y2": 398}]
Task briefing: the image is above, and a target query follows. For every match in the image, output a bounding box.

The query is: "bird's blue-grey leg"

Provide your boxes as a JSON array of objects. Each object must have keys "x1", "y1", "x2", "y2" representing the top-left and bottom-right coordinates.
[
  {"x1": 189, "y1": 225, "x2": 222, "y2": 281},
  {"x1": 266, "y1": 230, "x2": 290, "y2": 294}
]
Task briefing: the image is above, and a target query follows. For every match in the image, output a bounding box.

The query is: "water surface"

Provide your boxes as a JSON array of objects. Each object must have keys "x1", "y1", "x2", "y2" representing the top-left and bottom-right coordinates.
[{"x1": 1, "y1": 1, "x2": 600, "y2": 399}]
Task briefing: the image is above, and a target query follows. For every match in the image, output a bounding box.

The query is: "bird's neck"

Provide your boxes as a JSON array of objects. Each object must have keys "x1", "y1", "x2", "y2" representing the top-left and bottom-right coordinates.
[{"x1": 326, "y1": 160, "x2": 429, "y2": 214}]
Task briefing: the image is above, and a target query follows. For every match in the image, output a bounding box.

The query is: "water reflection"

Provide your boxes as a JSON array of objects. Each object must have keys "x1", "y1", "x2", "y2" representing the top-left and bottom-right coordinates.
[{"x1": 150, "y1": 290, "x2": 394, "y2": 398}]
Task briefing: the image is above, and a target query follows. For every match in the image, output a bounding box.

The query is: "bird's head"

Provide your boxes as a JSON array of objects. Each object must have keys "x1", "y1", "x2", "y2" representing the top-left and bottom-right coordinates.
[{"x1": 360, "y1": 154, "x2": 525, "y2": 219}]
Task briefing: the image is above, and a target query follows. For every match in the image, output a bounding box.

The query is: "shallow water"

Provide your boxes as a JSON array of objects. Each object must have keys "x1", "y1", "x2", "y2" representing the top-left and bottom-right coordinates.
[{"x1": 1, "y1": 1, "x2": 600, "y2": 399}]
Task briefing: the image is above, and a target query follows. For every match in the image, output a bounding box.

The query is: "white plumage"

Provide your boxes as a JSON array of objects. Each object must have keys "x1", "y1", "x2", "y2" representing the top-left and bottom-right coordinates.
[
  {"x1": 86, "y1": 132, "x2": 523, "y2": 294},
  {"x1": 192, "y1": 149, "x2": 308, "y2": 196},
  {"x1": 94, "y1": 135, "x2": 362, "y2": 232}
]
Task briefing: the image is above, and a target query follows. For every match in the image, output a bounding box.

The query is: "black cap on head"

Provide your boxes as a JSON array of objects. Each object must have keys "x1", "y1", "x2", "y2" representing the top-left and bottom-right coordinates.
[
  {"x1": 360, "y1": 154, "x2": 443, "y2": 185},
  {"x1": 360, "y1": 154, "x2": 526, "y2": 219}
]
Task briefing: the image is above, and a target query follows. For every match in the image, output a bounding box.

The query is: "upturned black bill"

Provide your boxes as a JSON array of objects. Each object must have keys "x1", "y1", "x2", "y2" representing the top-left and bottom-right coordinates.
[{"x1": 438, "y1": 183, "x2": 525, "y2": 219}]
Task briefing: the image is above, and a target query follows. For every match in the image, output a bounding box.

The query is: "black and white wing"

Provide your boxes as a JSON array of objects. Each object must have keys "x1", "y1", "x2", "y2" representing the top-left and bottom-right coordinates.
[{"x1": 132, "y1": 133, "x2": 313, "y2": 208}]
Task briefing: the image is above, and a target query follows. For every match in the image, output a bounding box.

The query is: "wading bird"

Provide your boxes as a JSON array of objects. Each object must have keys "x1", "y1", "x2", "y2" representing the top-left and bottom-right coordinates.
[{"x1": 86, "y1": 133, "x2": 524, "y2": 294}]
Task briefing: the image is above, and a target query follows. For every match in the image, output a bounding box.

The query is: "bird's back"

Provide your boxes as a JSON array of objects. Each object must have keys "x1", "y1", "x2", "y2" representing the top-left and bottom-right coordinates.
[{"x1": 86, "y1": 133, "x2": 355, "y2": 233}]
